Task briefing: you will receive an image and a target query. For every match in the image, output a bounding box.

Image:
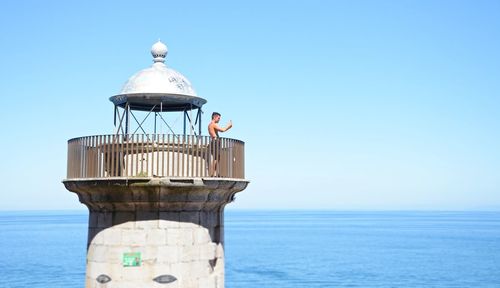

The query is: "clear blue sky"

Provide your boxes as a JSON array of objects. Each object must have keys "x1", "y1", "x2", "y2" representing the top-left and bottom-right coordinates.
[{"x1": 0, "y1": 0, "x2": 499, "y2": 210}]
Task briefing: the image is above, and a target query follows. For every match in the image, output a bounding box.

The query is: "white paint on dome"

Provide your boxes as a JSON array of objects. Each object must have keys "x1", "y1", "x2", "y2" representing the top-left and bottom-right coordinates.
[{"x1": 118, "y1": 41, "x2": 197, "y2": 97}]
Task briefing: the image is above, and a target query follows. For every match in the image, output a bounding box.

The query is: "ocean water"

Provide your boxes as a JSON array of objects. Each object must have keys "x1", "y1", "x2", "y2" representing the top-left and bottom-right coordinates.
[{"x1": 1, "y1": 211, "x2": 499, "y2": 287}]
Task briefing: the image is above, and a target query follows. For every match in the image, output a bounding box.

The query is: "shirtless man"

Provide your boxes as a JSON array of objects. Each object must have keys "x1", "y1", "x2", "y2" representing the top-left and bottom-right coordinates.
[{"x1": 208, "y1": 112, "x2": 232, "y2": 176}]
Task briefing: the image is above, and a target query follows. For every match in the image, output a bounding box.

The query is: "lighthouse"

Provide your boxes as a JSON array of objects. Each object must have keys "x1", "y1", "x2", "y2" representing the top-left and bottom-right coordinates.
[{"x1": 63, "y1": 41, "x2": 248, "y2": 287}]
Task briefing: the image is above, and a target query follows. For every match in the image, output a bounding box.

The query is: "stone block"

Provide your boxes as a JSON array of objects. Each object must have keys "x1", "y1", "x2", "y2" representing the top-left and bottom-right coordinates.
[
  {"x1": 136, "y1": 219, "x2": 159, "y2": 230},
  {"x1": 131, "y1": 186, "x2": 159, "y2": 202},
  {"x1": 122, "y1": 229, "x2": 147, "y2": 245},
  {"x1": 199, "y1": 211, "x2": 208, "y2": 227},
  {"x1": 150, "y1": 262, "x2": 171, "y2": 274},
  {"x1": 215, "y1": 243, "x2": 225, "y2": 259},
  {"x1": 166, "y1": 229, "x2": 181, "y2": 246},
  {"x1": 179, "y1": 278, "x2": 198, "y2": 288},
  {"x1": 180, "y1": 245, "x2": 199, "y2": 262},
  {"x1": 113, "y1": 212, "x2": 135, "y2": 228},
  {"x1": 163, "y1": 190, "x2": 189, "y2": 202},
  {"x1": 167, "y1": 262, "x2": 182, "y2": 280},
  {"x1": 86, "y1": 261, "x2": 109, "y2": 279},
  {"x1": 105, "y1": 245, "x2": 125, "y2": 264},
  {"x1": 157, "y1": 246, "x2": 179, "y2": 264},
  {"x1": 146, "y1": 229, "x2": 167, "y2": 246},
  {"x1": 88, "y1": 244, "x2": 108, "y2": 263},
  {"x1": 85, "y1": 275, "x2": 100, "y2": 288},
  {"x1": 194, "y1": 227, "x2": 211, "y2": 244},
  {"x1": 198, "y1": 275, "x2": 217, "y2": 288},
  {"x1": 177, "y1": 262, "x2": 194, "y2": 279},
  {"x1": 113, "y1": 202, "x2": 136, "y2": 211},
  {"x1": 208, "y1": 226, "x2": 218, "y2": 242},
  {"x1": 216, "y1": 275, "x2": 224, "y2": 288},
  {"x1": 180, "y1": 211, "x2": 200, "y2": 225},
  {"x1": 116, "y1": 282, "x2": 140, "y2": 288},
  {"x1": 213, "y1": 258, "x2": 224, "y2": 276},
  {"x1": 109, "y1": 262, "x2": 124, "y2": 282},
  {"x1": 183, "y1": 202, "x2": 206, "y2": 211},
  {"x1": 199, "y1": 243, "x2": 217, "y2": 260},
  {"x1": 189, "y1": 260, "x2": 211, "y2": 278},
  {"x1": 178, "y1": 228, "x2": 194, "y2": 246},
  {"x1": 187, "y1": 190, "x2": 209, "y2": 202},
  {"x1": 103, "y1": 229, "x2": 122, "y2": 245},
  {"x1": 136, "y1": 211, "x2": 159, "y2": 224},
  {"x1": 199, "y1": 211, "x2": 219, "y2": 228},
  {"x1": 88, "y1": 213, "x2": 98, "y2": 228},
  {"x1": 159, "y1": 212, "x2": 180, "y2": 228},
  {"x1": 142, "y1": 246, "x2": 159, "y2": 263},
  {"x1": 121, "y1": 266, "x2": 146, "y2": 281},
  {"x1": 209, "y1": 225, "x2": 223, "y2": 243},
  {"x1": 97, "y1": 212, "x2": 113, "y2": 228},
  {"x1": 164, "y1": 202, "x2": 189, "y2": 211}
]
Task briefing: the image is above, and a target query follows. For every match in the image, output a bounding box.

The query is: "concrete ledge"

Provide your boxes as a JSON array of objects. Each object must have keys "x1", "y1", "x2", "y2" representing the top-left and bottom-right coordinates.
[{"x1": 63, "y1": 177, "x2": 249, "y2": 212}]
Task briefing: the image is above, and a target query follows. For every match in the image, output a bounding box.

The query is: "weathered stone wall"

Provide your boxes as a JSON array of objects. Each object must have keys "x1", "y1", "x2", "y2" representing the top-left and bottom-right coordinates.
[
  {"x1": 86, "y1": 211, "x2": 224, "y2": 288},
  {"x1": 63, "y1": 178, "x2": 248, "y2": 288}
]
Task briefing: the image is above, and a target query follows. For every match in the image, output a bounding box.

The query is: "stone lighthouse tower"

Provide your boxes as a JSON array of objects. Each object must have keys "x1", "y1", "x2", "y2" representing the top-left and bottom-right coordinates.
[{"x1": 63, "y1": 41, "x2": 248, "y2": 288}]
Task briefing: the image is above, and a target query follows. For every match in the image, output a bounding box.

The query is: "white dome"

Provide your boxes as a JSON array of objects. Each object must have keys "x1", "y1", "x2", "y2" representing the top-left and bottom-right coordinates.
[
  {"x1": 119, "y1": 40, "x2": 196, "y2": 96},
  {"x1": 119, "y1": 62, "x2": 197, "y2": 96},
  {"x1": 110, "y1": 41, "x2": 206, "y2": 112}
]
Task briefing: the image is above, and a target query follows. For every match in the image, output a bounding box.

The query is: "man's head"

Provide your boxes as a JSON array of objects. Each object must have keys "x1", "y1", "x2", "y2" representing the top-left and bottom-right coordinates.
[{"x1": 212, "y1": 112, "x2": 221, "y2": 123}]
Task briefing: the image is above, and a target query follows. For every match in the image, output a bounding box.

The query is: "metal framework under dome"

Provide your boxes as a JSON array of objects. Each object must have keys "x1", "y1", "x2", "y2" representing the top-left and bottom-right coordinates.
[{"x1": 113, "y1": 102, "x2": 203, "y2": 138}]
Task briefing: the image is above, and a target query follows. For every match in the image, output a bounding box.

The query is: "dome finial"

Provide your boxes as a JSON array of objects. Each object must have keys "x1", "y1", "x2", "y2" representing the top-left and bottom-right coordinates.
[{"x1": 151, "y1": 40, "x2": 168, "y2": 63}]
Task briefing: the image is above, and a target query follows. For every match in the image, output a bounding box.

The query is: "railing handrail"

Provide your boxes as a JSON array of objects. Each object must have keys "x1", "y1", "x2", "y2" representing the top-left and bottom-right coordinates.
[
  {"x1": 67, "y1": 134, "x2": 245, "y2": 145},
  {"x1": 66, "y1": 134, "x2": 245, "y2": 180}
]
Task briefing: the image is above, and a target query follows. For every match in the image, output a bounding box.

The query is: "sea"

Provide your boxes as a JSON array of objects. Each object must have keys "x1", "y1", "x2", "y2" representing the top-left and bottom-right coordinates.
[{"x1": 0, "y1": 210, "x2": 499, "y2": 288}]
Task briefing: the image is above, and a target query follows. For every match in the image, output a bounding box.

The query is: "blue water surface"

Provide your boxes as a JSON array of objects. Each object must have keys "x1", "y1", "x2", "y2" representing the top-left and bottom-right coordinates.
[{"x1": 1, "y1": 210, "x2": 499, "y2": 287}]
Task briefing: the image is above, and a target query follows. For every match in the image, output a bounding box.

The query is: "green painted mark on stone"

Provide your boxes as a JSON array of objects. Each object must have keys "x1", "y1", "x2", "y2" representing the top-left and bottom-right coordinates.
[{"x1": 123, "y1": 252, "x2": 141, "y2": 267}]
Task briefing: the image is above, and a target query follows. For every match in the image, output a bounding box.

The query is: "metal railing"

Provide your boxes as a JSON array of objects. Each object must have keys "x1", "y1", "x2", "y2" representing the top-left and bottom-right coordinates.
[{"x1": 66, "y1": 134, "x2": 245, "y2": 179}]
